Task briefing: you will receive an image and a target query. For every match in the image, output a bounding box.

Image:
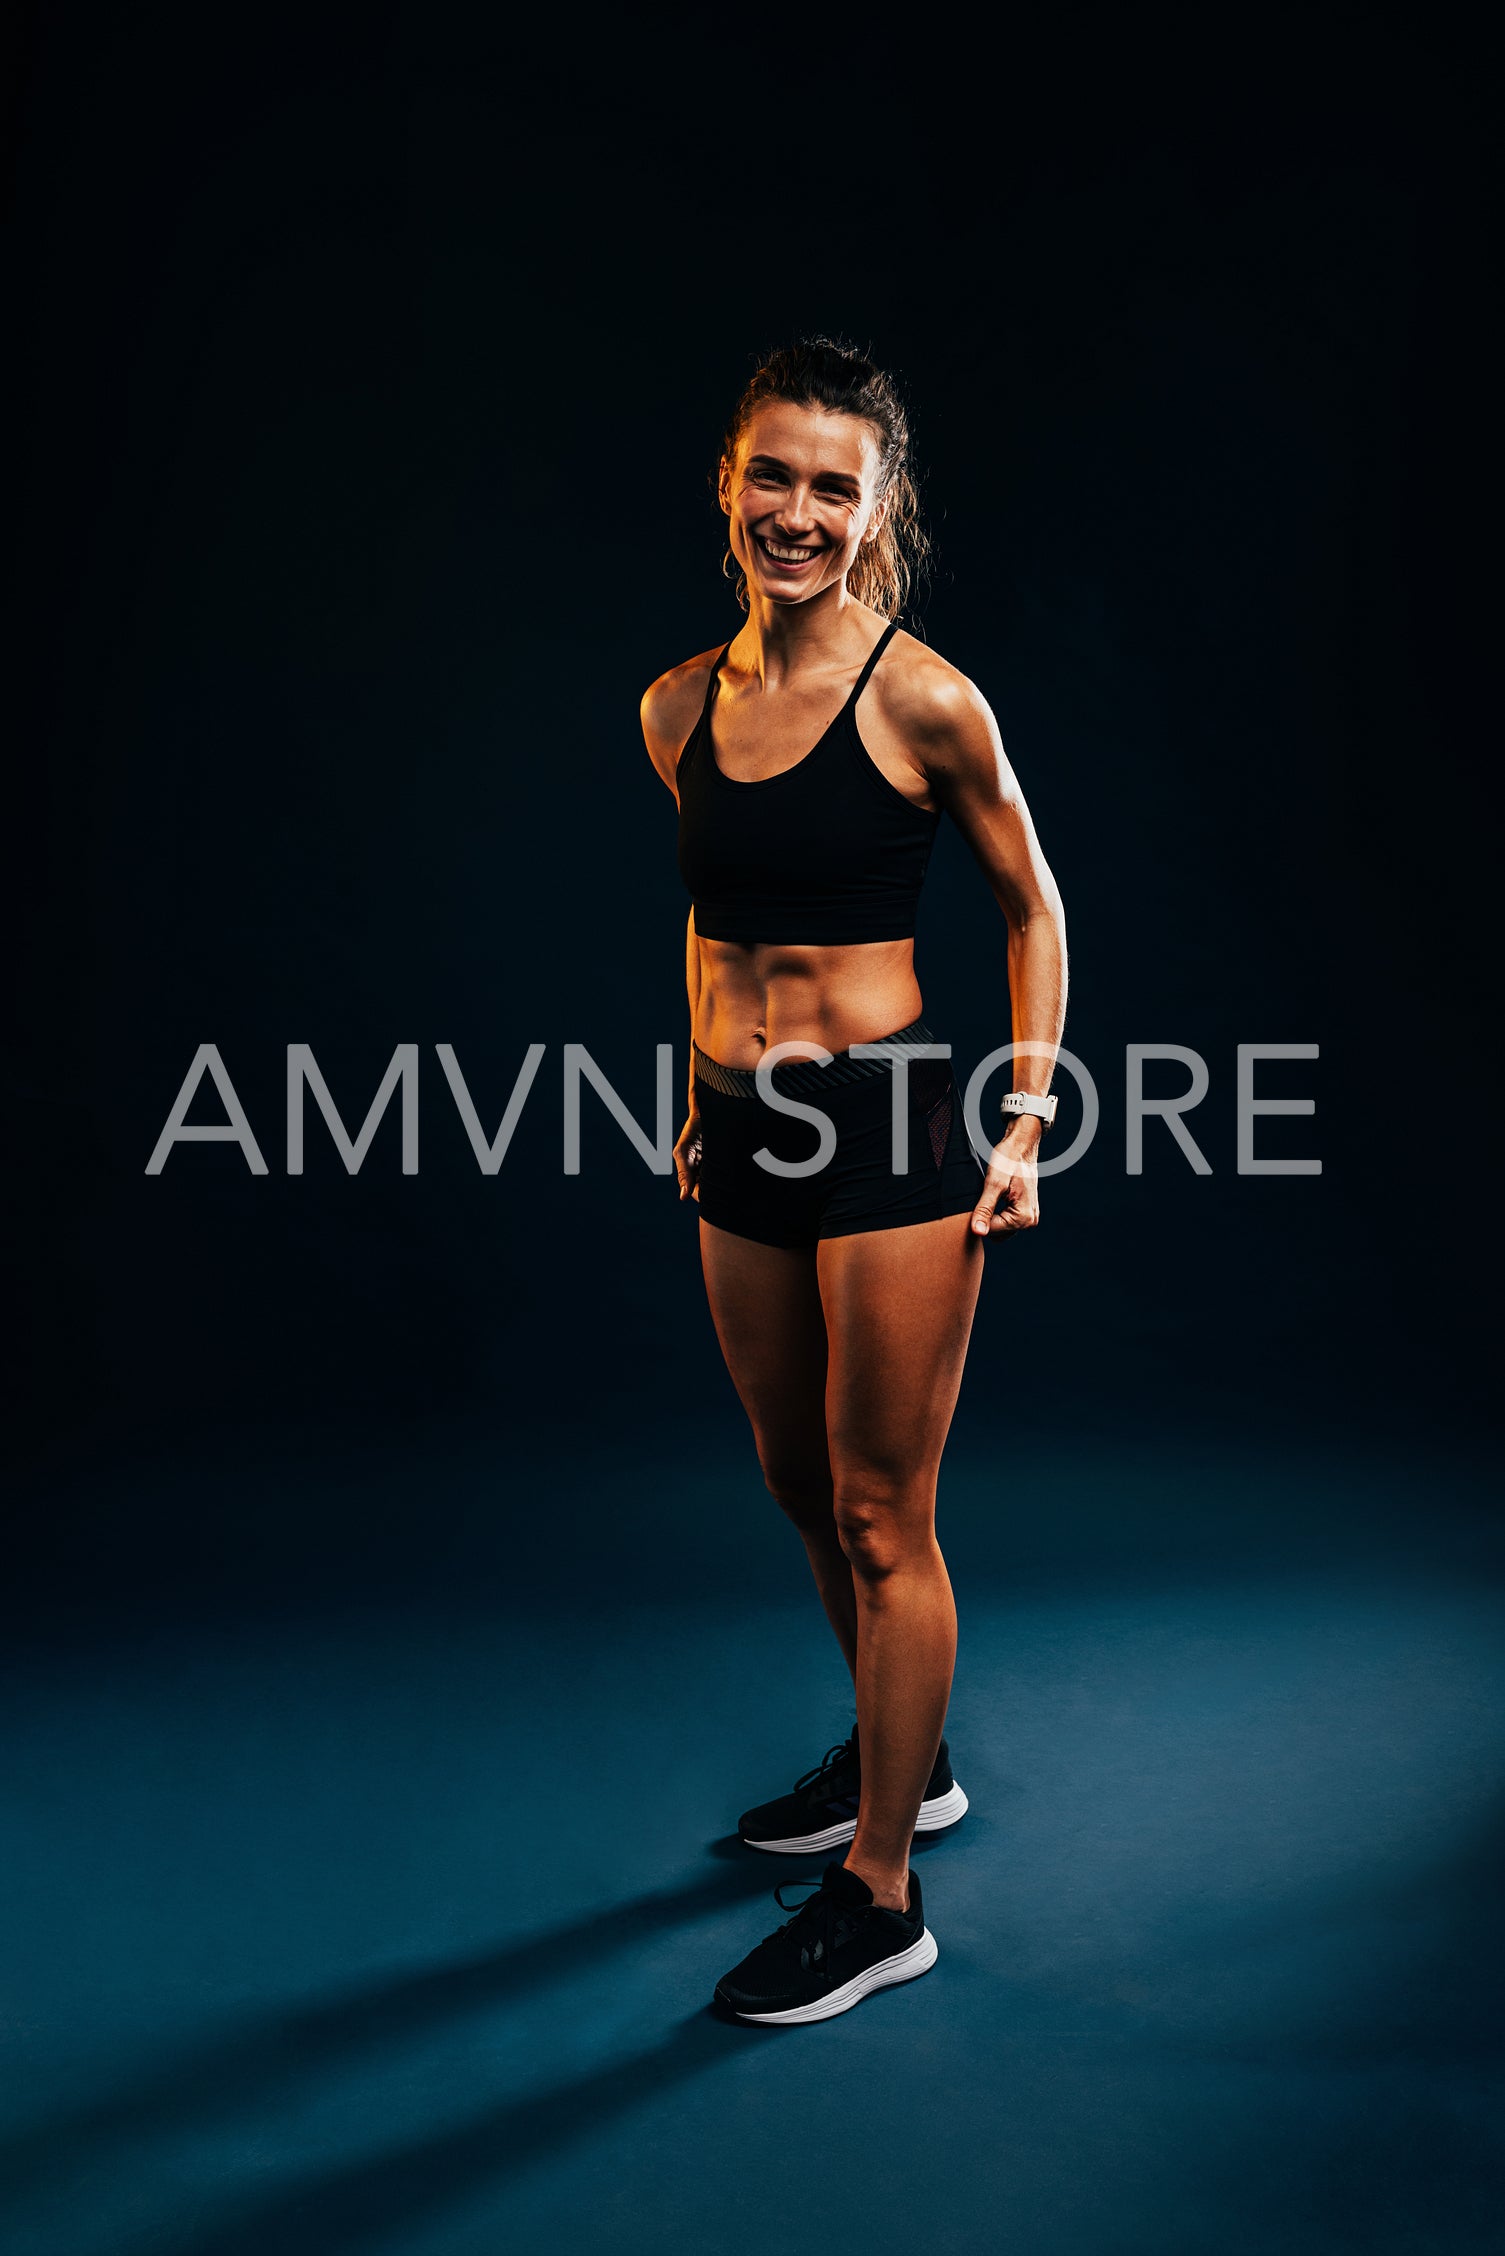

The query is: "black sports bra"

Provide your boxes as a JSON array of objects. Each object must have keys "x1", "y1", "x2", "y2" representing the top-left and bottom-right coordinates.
[{"x1": 675, "y1": 621, "x2": 941, "y2": 945}]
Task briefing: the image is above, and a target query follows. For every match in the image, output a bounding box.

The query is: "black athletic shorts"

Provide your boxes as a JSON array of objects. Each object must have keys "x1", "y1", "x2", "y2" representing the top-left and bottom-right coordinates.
[{"x1": 691, "y1": 1017, "x2": 986, "y2": 1250}]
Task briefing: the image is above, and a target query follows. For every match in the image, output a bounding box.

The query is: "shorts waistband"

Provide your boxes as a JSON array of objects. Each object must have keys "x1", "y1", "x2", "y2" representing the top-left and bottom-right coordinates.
[{"x1": 692, "y1": 1017, "x2": 937, "y2": 1099}]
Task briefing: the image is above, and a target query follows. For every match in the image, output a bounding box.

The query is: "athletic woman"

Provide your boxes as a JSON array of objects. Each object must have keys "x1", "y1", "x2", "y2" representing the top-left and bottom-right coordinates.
[{"x1": 640, "y1": 339, "x2": 1068, "y2": 2024}]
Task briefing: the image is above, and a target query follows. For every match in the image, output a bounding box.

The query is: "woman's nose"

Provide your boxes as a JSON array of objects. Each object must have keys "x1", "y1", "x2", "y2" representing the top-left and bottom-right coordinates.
[{"x1": 774, "y1": 486, "x2": 817, "y2": 533}]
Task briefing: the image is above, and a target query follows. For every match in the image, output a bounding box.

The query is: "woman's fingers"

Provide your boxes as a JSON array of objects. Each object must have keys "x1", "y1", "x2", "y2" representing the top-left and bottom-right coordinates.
[
  {"x1": 674, "y1": 1124, "x2": 702, "y2": 1202},
  {"x1": 970, "y1": 1153, "x2": 1040, "y2": 1237},
  {"x1": 970, "y1": 1173, "x2": 1012, "y2": 1234}
]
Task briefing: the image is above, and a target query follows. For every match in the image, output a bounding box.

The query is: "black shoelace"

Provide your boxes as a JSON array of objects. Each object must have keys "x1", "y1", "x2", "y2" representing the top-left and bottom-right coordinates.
[
  {"x1": 768, "y1": 1875, "x2": 849, "y2": 1977},
  {"x1": 793, "y1": 1737, "x2": 857, "y2": 1803}
]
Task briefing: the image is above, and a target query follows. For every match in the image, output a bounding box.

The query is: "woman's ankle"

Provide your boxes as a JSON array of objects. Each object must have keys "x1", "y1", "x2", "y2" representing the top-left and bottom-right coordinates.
[{"x1": 843, "y1": 1854, "x2": 910, "y2": 1913}]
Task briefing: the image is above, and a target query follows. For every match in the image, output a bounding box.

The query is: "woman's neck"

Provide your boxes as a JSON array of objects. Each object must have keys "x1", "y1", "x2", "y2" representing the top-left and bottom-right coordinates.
[{"x1": 734, "y1": 586, "x2": 878, "y2": 687}]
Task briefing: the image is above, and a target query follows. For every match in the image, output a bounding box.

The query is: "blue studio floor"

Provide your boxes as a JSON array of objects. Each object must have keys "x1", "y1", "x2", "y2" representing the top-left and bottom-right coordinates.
[{"x1": 4, "y1": 1428, "x2": 1503, "y2": 2255}]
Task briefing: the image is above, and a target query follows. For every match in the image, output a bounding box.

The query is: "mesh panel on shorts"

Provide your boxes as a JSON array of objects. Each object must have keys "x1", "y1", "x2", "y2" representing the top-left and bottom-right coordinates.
[{"x1": 928, "y1": 1091, "x2": 953, "y2": 1170}]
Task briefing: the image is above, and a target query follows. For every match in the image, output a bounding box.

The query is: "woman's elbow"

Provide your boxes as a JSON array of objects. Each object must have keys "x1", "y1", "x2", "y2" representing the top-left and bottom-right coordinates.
[{"x1": 999, "y1": 881, "x2": 1066, "y2": 940}]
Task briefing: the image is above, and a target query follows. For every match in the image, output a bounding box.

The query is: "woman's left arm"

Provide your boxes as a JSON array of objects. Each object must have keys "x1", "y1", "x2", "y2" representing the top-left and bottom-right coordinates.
[{"x1": 896, "y1": 659, "x2": 1068, "y2": 1239}]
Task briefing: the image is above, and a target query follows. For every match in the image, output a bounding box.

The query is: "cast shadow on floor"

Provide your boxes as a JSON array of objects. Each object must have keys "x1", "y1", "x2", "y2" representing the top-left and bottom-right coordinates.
[{"x1": 18, "y1": 1835, "x2": 945, "y2": 2256}]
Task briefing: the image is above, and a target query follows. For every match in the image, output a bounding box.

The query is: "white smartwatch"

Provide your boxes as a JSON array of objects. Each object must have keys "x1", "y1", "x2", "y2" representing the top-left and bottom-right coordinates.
[{"x1": 1000, "y1": 1091, "x2": 1058, "y2": 1131}]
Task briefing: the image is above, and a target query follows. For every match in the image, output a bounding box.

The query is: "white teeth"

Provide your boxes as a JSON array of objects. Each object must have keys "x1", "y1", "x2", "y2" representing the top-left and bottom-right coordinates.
[{"x1": 763, "y1": 540, "x2": 816, "y2": 562}]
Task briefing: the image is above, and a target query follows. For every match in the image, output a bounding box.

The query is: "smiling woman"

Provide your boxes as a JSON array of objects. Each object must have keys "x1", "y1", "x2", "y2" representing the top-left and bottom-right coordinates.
[
  {"x1": 717, "y1": 347, "x2": 929, "y2": 621},
  {"x1": 639, "y1": 336, "x2": 1069, "y2": 2025}
]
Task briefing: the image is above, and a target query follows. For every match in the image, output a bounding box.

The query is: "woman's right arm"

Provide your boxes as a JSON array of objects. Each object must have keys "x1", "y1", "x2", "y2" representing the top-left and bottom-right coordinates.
[
  {"x1": 640, "y1": 657, "x2": 717, "y2": 1206},
  {"x1": 675, "y1": 908, "x2": 703, "y2": 1203}
]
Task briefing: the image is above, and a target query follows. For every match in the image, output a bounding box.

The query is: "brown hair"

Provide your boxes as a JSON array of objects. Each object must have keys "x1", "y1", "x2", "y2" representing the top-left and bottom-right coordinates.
[{"x1": 719, "y1": 336, "x2": 930, "y2": 621}]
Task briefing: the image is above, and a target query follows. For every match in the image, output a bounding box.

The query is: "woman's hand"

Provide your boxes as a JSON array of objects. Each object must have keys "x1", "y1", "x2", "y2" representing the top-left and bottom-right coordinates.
[
  {"x1": 969, "y1": 1123, "x2": 1041, "y2": 1238},
  {"x1": 674, "y1": 1108, "x2": 703, "y2": 1203}
]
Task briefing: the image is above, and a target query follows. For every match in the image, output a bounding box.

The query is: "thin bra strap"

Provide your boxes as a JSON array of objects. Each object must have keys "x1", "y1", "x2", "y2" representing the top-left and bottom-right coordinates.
[
  {"x1": 678, "y1": 644, "x2": 732, "y2": 772},
  {"x1": 699, "y1": 643, "x2": 733, "y2": 718},
  {"x1": 849, "y1": 618, "x2": 901, "y2": 704}
]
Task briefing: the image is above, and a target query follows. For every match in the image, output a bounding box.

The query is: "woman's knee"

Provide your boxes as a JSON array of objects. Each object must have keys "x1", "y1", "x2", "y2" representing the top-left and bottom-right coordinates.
[
  {"x1": 832, "y1": 1477, "x2": 932, "y2": 1583},
  {"x1": 762, "y1": 1460, "x2": 835, "y2": 1534}
]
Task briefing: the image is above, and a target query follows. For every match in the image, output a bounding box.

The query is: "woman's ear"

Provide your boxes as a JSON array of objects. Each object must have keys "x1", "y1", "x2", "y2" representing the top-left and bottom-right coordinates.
[
  {"x1": 717, "y1": 455, "x2": 732, "y2": 515},
  {"x1": 863, "y1": 491, "x2": 891, "y2": 545}
]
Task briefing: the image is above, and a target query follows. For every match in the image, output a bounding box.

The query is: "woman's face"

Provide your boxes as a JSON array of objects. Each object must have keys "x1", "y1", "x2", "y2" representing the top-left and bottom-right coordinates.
[{"x1": 720, "y1": 401, "x2": 887, "y2": 608}]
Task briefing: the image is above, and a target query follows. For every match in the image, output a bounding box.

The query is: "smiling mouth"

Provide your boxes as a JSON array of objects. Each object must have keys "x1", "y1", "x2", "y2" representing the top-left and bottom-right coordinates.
[{"x1": 755, "y1": 534, "x2": 823, "y2": 568}]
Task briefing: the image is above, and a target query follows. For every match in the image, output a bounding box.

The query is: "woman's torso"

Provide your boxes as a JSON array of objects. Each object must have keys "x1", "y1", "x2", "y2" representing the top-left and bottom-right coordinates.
[
  {"x1": 673, "y1": 618, "x2": 940, "y2": 1069},
  {"x1": 691, "y1": 936, "x2": 925, "y2": 1070}
]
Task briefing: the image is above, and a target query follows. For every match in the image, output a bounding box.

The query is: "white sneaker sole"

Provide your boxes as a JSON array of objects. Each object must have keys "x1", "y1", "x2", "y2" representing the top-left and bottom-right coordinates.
[
  {"x1": 731, "y1": 1928, "x2": 939, "y2": 2024},
  {"x1": 742, "y1": 1779, "x2": 969, "y2": 1856}
]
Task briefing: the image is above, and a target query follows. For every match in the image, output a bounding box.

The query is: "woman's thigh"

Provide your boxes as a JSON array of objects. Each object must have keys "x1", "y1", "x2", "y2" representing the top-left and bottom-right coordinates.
[
  {"x1": 698, "y1": 1218, "x2": 832, "y2": 1492},
  {"x1": 817, "y1": 1213, "x2": 985, "y2": 1500}
]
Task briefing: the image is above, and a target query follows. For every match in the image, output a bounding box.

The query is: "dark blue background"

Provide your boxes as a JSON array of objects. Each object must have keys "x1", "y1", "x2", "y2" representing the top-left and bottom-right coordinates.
[{"x1": 9, "y1": 2, "x2": 1497, "y2": 1533}]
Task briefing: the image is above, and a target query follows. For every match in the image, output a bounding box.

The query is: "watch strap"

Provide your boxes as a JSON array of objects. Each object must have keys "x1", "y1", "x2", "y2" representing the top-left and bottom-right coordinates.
[{"x1": 1000, "y1": 1091, "x2": 1058, "y2": 1130}]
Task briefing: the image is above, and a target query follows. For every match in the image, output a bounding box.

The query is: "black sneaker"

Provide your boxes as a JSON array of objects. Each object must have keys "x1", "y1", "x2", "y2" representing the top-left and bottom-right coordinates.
[
  {"x1": 715, "y1": 1861, "x2": 937, "y2": 2025},
  {"x1": 737, "y1": 1732, "x2": 969, "y2": 1854}
]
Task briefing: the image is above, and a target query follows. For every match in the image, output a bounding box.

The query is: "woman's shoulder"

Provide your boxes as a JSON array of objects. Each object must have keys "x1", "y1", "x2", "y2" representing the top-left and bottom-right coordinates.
[
  {"x1": 876, "y1": 627, "x2": 998, "y2": 758},
  {"x1": 640, "y1": 643, "x2": 727, "y2": 791}
]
